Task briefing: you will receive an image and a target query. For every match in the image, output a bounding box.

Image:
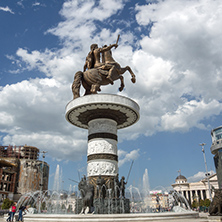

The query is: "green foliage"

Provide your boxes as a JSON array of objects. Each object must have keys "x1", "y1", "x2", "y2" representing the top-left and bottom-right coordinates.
[
  {"x1": 191, "y1": 200, "x2": 198, "y2": 209},
  {"x1": 1, "y1": 198, "x2": 13, "y2": 209},
  {"x1": 204, "y1": 198, "x2": 211, "y2": 207},
  {"x1": 199, "y1": 199, "x2": 204, "y2": 207}
]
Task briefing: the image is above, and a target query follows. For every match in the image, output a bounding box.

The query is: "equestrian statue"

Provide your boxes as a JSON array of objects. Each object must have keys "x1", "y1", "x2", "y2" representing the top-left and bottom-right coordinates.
[
  {"x1": 72, "y1": 35, "x2": 136, "y2": 99},
  {"x1": 78, "y1": 175, "x2": 94, "y2": 214}
]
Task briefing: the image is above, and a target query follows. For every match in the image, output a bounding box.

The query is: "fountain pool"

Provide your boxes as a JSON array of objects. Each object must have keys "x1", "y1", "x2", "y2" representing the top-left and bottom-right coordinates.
[{"x1": 12, "y1": 167, "x2": 201, "y2": 221}]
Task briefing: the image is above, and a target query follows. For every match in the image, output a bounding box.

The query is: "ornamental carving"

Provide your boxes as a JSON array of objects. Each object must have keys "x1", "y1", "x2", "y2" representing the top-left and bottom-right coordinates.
[
  {"x1": 87, "y1": 161, "x2": 117, "y2": 176},
  {"x1": 88, "y1": 139, "x2": 117, "y2": 156}
]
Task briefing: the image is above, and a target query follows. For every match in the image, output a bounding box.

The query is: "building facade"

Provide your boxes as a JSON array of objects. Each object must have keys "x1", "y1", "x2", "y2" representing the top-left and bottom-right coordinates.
[
  {"x1": 0, "y1": 145, "x2": 49, "y2": 202},
  {"x1": 171, "y1": 174, "x2": 218, "y2": 204}
]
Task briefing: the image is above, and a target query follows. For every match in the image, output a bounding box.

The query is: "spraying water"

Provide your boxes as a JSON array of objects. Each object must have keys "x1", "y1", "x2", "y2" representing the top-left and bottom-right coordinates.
[
  {"x1": 53, "y1": 164, "x2": 61, "y2": 192},
  {"x1": 142, "y1": 169, "x2": 150, "y2": 197},
  {"x1": 142, "y1": 169, "x2": 151, "y2": 211}
]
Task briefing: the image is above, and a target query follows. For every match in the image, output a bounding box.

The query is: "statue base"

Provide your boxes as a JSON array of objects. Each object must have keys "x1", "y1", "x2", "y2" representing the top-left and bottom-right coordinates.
[
  {"x1": 66, "y1": 94, "x2": 139, "y2": 214},
  {"x1": 75, "y1": 198, "x2": 130, "y2": 214},
  {"x1": 94, "y1": 198, "x2": 130, "y2": 214}
]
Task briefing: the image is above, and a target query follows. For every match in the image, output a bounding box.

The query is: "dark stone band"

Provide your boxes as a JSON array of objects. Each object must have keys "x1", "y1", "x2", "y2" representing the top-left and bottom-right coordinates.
[
  {"x1": 87, "y1": 153, "x2": 118, "y2": 161},
  {"x1": 88, "y1": 133, "x2": 118, "y2": 141}
]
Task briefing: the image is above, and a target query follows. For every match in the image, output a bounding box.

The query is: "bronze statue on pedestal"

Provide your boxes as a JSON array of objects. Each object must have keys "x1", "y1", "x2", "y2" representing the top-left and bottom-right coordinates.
[{"x1": 72, "y1": 35, "x2": 136, "y2": 99}]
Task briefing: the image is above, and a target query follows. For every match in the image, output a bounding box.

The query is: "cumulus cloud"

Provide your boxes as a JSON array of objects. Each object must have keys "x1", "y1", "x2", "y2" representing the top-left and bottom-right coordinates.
[
  {"x1": 118, "y1": 149, "x2": 140, "y2": 167},
  {"x1": 1, "y1": 0, "x2": 222, "y2": 162},
  {"x1": 188, "y1": 170, "x2": 215, "y2": 183},
  {"x1": 132, "y1": 0, "x2": 222, "y2": 135}
]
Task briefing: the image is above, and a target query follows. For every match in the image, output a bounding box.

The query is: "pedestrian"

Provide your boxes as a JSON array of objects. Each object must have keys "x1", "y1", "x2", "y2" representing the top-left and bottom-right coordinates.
[
  {"x1": 17, "y1": 205, "x2": 26, "y2": 221},
  {"x1": 11, "y1": 202, "x2": 16, "y2": 221},
  {"x1": 6, "y1": 204, "x2": 12, "y2": 221}
]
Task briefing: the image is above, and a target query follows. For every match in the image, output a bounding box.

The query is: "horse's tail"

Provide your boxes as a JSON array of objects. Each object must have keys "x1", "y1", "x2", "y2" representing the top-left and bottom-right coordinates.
[{"x1": 72, "y1": 71, "x2": 83, "y2": 99}]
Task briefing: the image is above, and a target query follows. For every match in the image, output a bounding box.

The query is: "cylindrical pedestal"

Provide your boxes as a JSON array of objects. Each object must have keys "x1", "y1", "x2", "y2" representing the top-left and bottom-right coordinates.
[
  {"x1": 87, "y1": 118, "x2": 118, "y2": 186},
  {"x1": 65, "y1": 94, "x2": 140, "y2": 194}
]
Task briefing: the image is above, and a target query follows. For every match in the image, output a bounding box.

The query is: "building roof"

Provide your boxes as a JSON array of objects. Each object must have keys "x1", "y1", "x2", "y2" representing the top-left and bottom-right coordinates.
[{"x1": 176, "y1": 175, "x2": 187, "y2": 180}]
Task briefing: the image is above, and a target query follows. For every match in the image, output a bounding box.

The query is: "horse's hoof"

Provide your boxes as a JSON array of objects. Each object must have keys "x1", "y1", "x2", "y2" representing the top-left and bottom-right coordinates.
[
  {"x1": 131, "y1": 78, "x2": 136, "y2": 83},
  {"x1": 119, "y1": 87, "x2": 123, "y2": 92}
]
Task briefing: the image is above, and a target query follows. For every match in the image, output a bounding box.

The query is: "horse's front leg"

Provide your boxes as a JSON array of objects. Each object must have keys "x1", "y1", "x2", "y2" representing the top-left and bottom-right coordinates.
[
  {"x1": 119, "y1": 66, "x2": 136, "y2": 83},
  {"x1": 119, "y1": 76, "x2": 125, "y2": 92},
  {"x1": 126, "y1": 66, "x2": 136, "y2": 83}
]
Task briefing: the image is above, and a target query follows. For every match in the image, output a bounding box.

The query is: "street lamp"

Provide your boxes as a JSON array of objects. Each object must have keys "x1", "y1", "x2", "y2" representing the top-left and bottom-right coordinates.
[
  {"x1": 38, "y1": 150, "x2": 47, "y2": 213},
  {"x1": 40, "y1": 151, "x2": 47, "y2": 191},
  {"x1": 199, "y1": 143, "x2": 212, "y2": 201}
]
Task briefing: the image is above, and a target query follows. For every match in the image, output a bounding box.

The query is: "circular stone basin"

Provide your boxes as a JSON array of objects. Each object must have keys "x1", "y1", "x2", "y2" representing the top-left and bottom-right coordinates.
[
  {"x1": 19, "y1": 211, "x2": 200, "y2": 222},
  {"x1": 65, "y1": 94, "x2": 140, "y2": 129}
]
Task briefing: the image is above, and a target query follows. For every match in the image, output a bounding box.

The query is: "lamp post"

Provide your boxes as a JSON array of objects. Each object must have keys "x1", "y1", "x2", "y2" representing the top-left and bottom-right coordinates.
[
  {"x1": 39, "y1": 150, "x2": 47, "y2": 213},
  {"x1": 199, "y1": 143, "x2": 212, "y2": 201}
]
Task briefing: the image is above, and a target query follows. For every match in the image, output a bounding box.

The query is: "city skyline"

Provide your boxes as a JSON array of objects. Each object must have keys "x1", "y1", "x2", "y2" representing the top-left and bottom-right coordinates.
[{"x1": 0, "y1": 0, "x2": 222, "y2": 191}]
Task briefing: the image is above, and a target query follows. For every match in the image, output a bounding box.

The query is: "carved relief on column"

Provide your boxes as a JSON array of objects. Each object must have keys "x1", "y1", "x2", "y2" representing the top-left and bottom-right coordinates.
[
  {"x1": 87, "y1": 160, "x2": 118, "y2": 177},
  {"x1": 88, "y1": 138, "x2": 117, "y2": 156}
]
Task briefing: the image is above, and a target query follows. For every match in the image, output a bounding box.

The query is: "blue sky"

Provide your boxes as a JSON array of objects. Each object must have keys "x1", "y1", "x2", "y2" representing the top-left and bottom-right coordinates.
[{"x1": 1, "y1": 0, "x2": 222, "y2": 192}]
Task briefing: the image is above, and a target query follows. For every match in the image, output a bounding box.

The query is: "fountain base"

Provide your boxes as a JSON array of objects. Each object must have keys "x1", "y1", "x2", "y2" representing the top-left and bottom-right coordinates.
[
  {"x1": 94, "y1": 198, "x2": 130, "y2": 214},
  {"x1": 75, "y1": 198, "x2": 130, "y2": 214},
  {"x1": 19, "y1": 211, "x2": 200, "y2": 222}
]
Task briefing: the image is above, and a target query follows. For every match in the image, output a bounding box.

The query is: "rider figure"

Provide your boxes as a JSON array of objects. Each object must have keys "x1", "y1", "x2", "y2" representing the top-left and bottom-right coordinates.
[{"x1": 83, "y1": 43, "x2": 118, "y2": 84}]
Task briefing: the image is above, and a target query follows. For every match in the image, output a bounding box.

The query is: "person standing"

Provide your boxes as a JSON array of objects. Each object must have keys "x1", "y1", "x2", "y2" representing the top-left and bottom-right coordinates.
[
  {"x1": 17, "y1": 205, "x2": 26, "y2": 221},
  {"x1": 11, "y1": 202, "x2": 16, "y2": 222},
  {"x1": 6, "y1": 204, "x2": 12, "y2": 222}
]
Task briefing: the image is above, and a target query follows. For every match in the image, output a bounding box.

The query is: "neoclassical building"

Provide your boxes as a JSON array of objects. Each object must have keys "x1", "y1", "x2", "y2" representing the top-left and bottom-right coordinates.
[{"x1": 171, "y1": 174, "x2": 218, "y2": 204}]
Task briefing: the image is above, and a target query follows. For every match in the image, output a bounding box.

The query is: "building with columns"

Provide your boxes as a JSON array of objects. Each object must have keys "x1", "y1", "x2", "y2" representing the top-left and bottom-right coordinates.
[{"x1": 171, "y1": 174, "x2": 218, "y2": 204}]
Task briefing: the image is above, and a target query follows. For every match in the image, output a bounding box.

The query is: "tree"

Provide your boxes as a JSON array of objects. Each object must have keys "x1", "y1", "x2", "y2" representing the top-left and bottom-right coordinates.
[
  {"x1": 199, "y1": 199, "x2": 204, "y2": 207},
  {"x1": 204, "y1": 198, "x2": 211, "y2": 207},
  {"x1": 1, "y1": 198, "x2": 13, "y2": 209},
  {"x1": 191, "y1": 200, "x2": 198, "y2": 209},
  {"x1": 191, "y1": 194, "x2": 198, "y2": 209}
]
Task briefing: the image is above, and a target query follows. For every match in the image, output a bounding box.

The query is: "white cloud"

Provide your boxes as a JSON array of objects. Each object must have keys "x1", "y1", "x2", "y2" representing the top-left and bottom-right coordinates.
[
  {"x1": 118, "y1": 149, "x2": 140, "y2": 167},
  {"x1": 2, "y1": 0, "x2": 222, "y2": 161},
  {"x1": 188, "y1": 170, "x2": 215, "y2": 183},
  {"x1": 160, "y1": 100, "x2": 222, "y2": 132},
  {"x1": 46, "y1": 0, "x2": 125, "y2": 51},
  {"x1": 32, "y1": 2, "x2": 41, "y2": 7},
  {"x1": 0, "y1": 6, "x2": 14, "y2": 14},
  {"x1": 3, "y1": 132, "x2": 87, "y2": 161},
  {"x1": 0, "y1": 78, "x2": 87, "y2": 160}
]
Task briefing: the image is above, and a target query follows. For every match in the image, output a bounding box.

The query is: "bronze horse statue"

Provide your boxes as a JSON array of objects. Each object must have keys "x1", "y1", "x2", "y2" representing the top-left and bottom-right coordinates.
[
  {"x1": 72, "y1": 41, "x2": 136, "y2": 99},
  {"x1": 78, "y1": 176, "x2": 94, "y2": 214}
]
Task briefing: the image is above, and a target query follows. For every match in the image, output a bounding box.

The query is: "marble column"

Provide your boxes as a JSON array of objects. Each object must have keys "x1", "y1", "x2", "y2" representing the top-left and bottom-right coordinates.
[{"x1": 87, "y1": 118, "x2": 118, "y2": 181}]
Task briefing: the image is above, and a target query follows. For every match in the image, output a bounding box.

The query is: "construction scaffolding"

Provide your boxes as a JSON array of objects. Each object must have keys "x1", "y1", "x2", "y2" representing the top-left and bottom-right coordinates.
[
  {"x1": 0, "y1": 145, "x2": 39, "y2": 160},
  {"x1": 0, "y1": 145, "x2": 49, "y2": 202}
]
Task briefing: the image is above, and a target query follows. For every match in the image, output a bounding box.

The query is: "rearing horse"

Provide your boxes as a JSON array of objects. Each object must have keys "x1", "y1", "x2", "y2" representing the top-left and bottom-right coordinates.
[{"x1": 72, "y1": 47, "x2": 136, "y2": 99}]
